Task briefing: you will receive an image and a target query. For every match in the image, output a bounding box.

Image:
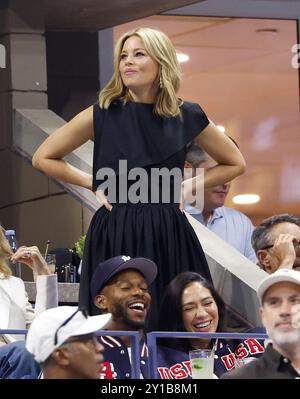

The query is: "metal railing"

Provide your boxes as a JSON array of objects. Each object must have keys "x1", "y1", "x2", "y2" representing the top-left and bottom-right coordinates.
[
  {"x1": 0, "y1": 329, "x2": 141, "y2": 379},
  {"x1": 1, "y1": 329, "x2": 269, "y2": 379}
]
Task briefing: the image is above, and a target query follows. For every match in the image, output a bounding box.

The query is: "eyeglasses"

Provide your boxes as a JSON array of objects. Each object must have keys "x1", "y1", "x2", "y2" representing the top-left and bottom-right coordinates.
[
  {"x1": 65, "y1": 333, "x2": 100, "y2": 348},
  {"x1": 54, "y1": 307, "x2": 88, "y2": 346},
  {"x1": 260, "y1": 240, "x2": 300, "y2": 251},
  {"x1": 260, "y1": 244, "x2": 274, "y2": 250}
]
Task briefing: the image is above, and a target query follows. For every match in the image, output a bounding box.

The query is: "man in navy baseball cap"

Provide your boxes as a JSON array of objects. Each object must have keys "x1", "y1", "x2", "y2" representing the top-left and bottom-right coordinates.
[
  {"x1": 90, "y1": 255, "x2": 157, "y2": 378},
  {"x1": 90, "y1": 255, "x2": 157, "y2": 300}
]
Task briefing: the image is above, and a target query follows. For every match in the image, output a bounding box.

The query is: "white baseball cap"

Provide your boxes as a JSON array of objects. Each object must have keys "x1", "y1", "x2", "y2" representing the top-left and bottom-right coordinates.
[
  {"x1": 26, "y1": 306, "x2": 111, "y2": 363},
  {"x1": 257, "y1": 269, "x2": 300, "y2": 304}
]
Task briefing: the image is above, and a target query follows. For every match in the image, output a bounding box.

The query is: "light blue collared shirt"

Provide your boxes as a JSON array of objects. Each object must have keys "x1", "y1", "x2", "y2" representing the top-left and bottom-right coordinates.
[{"x1": 185, "y1": 204, "x2": 257, "y2": 263}]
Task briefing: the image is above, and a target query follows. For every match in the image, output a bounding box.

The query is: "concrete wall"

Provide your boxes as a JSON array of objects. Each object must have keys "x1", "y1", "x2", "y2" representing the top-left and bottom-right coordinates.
[
  {"x1": 46, "y1": 31, "x2": 100, "y2": 121},
  {"x1": 0, "y1": 1, "x2": 94, "y2": 280}
]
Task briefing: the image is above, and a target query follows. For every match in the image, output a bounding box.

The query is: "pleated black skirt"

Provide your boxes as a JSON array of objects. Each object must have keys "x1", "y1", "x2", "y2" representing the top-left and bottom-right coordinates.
[{"x1": 79, "y1": 202, "x2": 212, "y2": 322}]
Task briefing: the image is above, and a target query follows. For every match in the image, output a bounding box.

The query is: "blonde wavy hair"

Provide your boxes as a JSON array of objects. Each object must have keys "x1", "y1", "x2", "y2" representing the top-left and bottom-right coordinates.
[
  {"x1": 99, "y1": 27, "x2": 182, "y2": 117},
  {"x1": 0, "y1": 226, "x2": 12, "y2": 278}
]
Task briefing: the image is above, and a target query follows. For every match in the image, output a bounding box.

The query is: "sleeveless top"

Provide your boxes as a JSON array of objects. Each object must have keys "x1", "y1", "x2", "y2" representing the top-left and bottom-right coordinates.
[{"x1": 92, "y1": 100, "x2": 210, "y2": 194}]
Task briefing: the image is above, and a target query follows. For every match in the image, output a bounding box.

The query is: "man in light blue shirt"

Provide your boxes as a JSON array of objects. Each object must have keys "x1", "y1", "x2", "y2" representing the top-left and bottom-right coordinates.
[{"x1": 184, "y1": 141, "x2": 257, "y2": 263}]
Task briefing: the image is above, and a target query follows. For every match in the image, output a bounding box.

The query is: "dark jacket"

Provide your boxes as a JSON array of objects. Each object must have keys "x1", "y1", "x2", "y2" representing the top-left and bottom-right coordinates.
[
  {"x1": 221, "y1": 344, "x2": 300, "y2": 379},
  {"x1": 99, "y1": 331, "x2": 266, "y2": 379},
  {"x1": 99, "y1": 335, "x2": 149, "y2": 379}
]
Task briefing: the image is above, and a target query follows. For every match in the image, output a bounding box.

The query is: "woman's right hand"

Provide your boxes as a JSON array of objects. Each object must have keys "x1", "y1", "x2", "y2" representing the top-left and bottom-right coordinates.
[
  {"x1": 95, "y1": 190, "x2": 113, "y2": 211},
  {"x1": 32, "y1": 106, "x2": 94, "y2": 189},
  {"x1": 11, "y1": 246, "x2": 51, "y2": 275}
]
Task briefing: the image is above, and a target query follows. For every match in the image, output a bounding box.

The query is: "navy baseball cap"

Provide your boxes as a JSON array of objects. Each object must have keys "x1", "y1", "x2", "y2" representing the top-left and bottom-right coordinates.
[{"x1": 90, "y1": 255, "x2": 158, "y2": 298}]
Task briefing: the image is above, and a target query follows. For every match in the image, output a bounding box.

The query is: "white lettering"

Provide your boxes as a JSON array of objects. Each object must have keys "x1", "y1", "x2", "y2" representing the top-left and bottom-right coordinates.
[{"x1": 291, "y1": 44, "x2": 300, "y2": 69}]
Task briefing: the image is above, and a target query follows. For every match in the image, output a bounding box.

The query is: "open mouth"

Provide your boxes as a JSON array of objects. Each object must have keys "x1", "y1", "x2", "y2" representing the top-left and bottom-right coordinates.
[
  {"x1": 128, "y1": 301, "x2": 146, "y2": 315},
  {"x1": 193, "y1": 320, "x2": 212, "y2": 331}
]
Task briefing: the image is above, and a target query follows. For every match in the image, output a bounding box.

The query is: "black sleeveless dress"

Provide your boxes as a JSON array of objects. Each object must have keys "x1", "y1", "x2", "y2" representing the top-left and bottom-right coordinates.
[{"x1": 79, "y1": 100, "x2": 212, "y2": 318}]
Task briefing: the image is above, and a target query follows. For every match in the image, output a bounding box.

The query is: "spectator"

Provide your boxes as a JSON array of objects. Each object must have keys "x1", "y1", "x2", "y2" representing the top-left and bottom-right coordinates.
[
  {"x1": 156, "y1": 272, "x2": 265, "y2": 378},
  {"x1": 222, "y1": 269, "x2": 300, "y2": 378},
  {"x1": 0, "y1": 254, "x2": 157, "y2": 379},
  {"x1": 184, "y1": 142, "x2": 256, "y2": 262},
  {"x1": 0, "y1": 225, "x2": 58, "y2": 344},
  {"x1": 91, "y1": 255, "x2": 157, "y2": 379},
  {"x1": 252, "y1": 214, "x2": 300, "y2": 274},
  {"x1": 25, "y1": 306, "x2": 111, "y2": 379}
]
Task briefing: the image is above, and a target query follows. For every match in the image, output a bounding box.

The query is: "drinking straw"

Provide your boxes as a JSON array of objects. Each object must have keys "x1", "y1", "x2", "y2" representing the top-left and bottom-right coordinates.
[{"x1": 44, "y1": 240, "x2": 50, "y2": 258}]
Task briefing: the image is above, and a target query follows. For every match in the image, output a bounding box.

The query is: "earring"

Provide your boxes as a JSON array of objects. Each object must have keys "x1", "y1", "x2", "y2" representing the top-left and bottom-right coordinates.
[{"x1": 159, "y1": 75, "x2": 163, "y2": 89}]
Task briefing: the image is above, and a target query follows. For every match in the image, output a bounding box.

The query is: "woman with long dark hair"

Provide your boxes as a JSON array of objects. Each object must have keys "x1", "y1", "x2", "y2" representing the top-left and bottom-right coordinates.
[{"x1": 157, "y1": 272, "x2": 265, "y2": 378}]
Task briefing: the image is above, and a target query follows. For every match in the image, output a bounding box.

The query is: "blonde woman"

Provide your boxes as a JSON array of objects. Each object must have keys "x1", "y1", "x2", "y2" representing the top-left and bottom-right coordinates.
[
  {"x1": 32, "y1": 27, "x2": 245, "y2": 317},
  {"x1": 0, "y1": 226, "x2": 58, "y2": 344}
]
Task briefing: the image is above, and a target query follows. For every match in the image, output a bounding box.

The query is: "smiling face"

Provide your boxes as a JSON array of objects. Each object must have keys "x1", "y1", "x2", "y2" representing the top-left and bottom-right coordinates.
[
  {"x1": 260, "y1": 282, "x2": 300, "y2": 351},
  {"x1": 119, "y1": 35, "x2": 160, "y2": 103},
  {"x1": 181, "y1": 281, "x2": 219, "y2": 348},
  {"x1": 95, "y1": 269, "x2": 151, "y2": 331}
]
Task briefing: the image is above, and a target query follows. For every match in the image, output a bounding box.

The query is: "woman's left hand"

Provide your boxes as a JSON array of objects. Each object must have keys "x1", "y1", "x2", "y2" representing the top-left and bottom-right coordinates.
[{"x1": 10, "y1": 246, "x2": 51, "y2": 275}]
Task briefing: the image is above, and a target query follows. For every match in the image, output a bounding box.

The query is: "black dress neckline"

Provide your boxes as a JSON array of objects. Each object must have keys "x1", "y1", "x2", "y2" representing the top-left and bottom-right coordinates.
[
  {"x1": 128, "y1": 101, "x2": 154, "y2": 106},
  {"x1": 92, "y1": 100, "x2": 210, "y2": 188}
]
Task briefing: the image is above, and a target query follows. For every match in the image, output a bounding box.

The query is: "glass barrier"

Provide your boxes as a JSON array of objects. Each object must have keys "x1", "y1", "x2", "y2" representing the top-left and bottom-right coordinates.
[{"x1": 147, "y1": 331, "x2": 269, "y2": 379}]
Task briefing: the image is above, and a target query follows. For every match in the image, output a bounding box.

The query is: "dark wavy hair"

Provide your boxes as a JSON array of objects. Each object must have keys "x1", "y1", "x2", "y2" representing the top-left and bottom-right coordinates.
[{"x1": 157, "y1": 272, "x2": 227, "y2": 351}]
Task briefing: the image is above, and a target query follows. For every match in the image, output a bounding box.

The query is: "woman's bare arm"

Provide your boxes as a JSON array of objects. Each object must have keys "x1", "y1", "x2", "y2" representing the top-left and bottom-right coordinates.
[
  {"x1": 195, "y1": 120, "x2": 246, "y2": 188},
  {"x1": 182, "y1": 121, "x2": 246, "y2": 203},
  {"x1": 32, "y1": 106, "x2": 94, "y2": 189}
]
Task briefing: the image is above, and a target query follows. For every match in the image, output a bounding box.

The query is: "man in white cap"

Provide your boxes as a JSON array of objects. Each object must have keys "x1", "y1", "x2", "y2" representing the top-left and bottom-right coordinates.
[
  {"x1": 25, "y1": 306, "x2": 111, "y2": 379},
  {"x1": 222, "y1": 269, "x2": 300, "y2": 379}
]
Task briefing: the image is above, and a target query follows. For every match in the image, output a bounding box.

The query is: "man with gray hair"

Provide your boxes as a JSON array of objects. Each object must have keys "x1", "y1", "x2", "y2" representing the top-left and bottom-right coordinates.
[
  {"x1": 222, "y1": 269, "x2": 300, "y2": 379},
  {"x1": 252, "y1": 214, "x2": 300, "y2": 274},
  {"x1": 184, "y1": 141, "x2": 256, "y2": 262}
]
